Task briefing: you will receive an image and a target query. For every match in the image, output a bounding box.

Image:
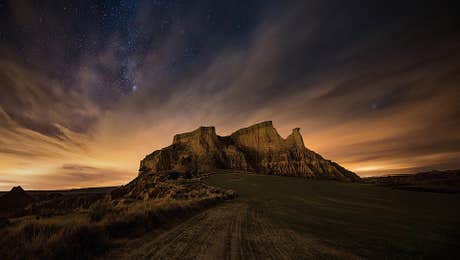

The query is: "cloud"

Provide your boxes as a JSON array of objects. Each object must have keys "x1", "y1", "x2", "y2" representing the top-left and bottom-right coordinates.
[
  {"x1": 0, "y1": 57, "x2": 100, "y2": 135},
  {"x1": 0, "y1": 163, "x2": 131, "y2": 190},
  {"x1": 0, "y1": 1, "x2": 459, "y2": 189}
]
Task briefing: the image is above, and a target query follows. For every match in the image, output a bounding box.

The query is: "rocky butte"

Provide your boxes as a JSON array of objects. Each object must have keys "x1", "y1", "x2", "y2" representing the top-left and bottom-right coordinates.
[{"x1": 139, "y1": 121, "x2": 360, "y2": 182}]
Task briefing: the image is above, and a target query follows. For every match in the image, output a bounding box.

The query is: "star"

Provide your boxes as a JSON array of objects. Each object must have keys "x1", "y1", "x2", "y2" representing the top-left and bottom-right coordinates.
[{"x1": 371, "y1": 102, "x2": 378, "y2": 110}]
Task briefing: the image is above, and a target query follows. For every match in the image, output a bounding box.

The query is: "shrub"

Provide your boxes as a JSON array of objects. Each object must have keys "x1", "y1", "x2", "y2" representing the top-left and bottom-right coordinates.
[
  {"x1": 88, "y1": 200, "x2": 112, "y2": 222},
  {"x1": 0, "y1": 181, "x2": 236, "y2": 259},
  {"x1": 0, "y1": 221, "x2": 109, "y2": 260},
  {"x1": 46, "y1": 224, "x2": 109, "y2": 259},
  {"x1": 0, "y1": 217, "x2": 9, "y2": 228}
]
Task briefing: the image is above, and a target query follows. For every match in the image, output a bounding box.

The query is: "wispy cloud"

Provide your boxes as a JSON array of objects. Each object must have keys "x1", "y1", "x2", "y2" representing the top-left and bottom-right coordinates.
[{"x1": 0, "y1": 1, "x2": 459, "y2": 189}]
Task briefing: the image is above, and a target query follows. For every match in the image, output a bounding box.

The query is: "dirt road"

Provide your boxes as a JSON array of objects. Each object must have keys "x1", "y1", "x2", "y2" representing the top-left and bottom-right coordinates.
[
  {"x1": 123, "y1": 202, "x2": 359, "y2": 259},
  {"x1": 103, "y1": 173, "x2": 460, "y2": 259}
]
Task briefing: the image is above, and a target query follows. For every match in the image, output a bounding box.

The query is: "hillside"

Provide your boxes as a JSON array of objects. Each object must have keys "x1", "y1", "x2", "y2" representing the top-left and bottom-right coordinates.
[
  {"x1": 364, "y1": 169, "x2": 460, "y2": 193},
  {"x1": 110, "y1": 173, "x2": 460, "y2": 259},
  {"x1": 0, "y1": 186, "x2": 34, "y2": 217}
]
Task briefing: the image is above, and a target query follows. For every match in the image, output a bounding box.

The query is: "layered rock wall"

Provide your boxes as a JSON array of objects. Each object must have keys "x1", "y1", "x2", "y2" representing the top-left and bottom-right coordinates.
[{"x1": 140, "y1": 121, "x2": 360, "y2": 182}]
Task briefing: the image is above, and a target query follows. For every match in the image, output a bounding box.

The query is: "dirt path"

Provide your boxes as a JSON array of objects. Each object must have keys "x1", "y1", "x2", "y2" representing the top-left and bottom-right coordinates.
[{"x1": 122, "y1": 202, "x2": 360, "y2": 259}]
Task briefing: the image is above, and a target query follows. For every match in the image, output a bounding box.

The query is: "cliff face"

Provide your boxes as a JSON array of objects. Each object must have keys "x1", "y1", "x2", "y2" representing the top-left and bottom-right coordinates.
[{"x1": 140, "y1": 121, "x2": 360, "y2": 182}]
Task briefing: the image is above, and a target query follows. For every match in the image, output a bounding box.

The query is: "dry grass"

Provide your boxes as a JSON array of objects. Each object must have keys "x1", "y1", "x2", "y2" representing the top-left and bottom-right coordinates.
[
  {"x1": 104, "y1": 196, "x2": 231, "y2": 237},
  {"x1": 0, "y1": 218, "x2": 108, "y2": 260},
  {"x1": 0, "y1": 181, "x2": 235, "y2": 260}
]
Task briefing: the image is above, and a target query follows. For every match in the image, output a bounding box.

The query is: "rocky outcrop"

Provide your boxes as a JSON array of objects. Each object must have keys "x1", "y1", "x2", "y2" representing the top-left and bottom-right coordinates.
[
  {"x1": 0, "y1": 186, "x2": 35, "y2": 217},
  {"x1": 111, "y1": 171, "x2": 236, "y2": 201},
  {"x1": 140, "y1": 121, "x2": 360, "y2": 182}
]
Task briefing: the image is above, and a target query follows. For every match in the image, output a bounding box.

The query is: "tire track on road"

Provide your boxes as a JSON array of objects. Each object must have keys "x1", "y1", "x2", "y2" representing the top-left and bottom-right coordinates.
[{"x1": 127, "y1": 202, "x2": 361, "y2": 259}]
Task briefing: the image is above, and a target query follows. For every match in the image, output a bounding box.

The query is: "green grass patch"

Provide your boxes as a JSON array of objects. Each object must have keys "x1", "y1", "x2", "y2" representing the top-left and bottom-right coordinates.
[{"x1": 206, "y1": 173, "x2": 460, "y2": 259}]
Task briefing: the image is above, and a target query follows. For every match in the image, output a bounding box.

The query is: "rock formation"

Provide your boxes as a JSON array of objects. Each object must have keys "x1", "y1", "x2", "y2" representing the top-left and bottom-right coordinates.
[
  {"x1": 0, "y1": 186, "x2": 35, "y2": 217},
  {"x1": 140, "y1": 121, "x2": 360, "y2": 182},
  {"x1": 111, "y1": 170, "x2": 236, "y2": 201}
]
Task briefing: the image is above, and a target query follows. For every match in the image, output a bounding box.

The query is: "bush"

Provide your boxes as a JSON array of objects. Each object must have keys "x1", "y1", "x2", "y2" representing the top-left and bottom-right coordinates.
[
  {"x1": 0, "y1": 221, "x2": 109, "y2": 260},
  {"x1": 0, "y1": 217, "x2": 9, "y2": 228},
  {"x1": 104, "y1": 200, "x2": 189, "y2": 237},
  {"x1": 0, "y1": 181, "x2": 236, "y2": 259},
  {"x1": 88, "y1": 200, "x2": 112, "y2": 222},
  {"x1": 47, "y1": 224, "x2": 109, "y2": 259}
]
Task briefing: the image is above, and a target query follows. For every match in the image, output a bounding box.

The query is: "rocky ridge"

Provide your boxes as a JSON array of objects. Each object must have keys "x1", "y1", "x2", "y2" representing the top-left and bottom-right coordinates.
[
  {"x1": 364, "y1": 169, "x2": 460, "y2": 193},
  {"x1": 140, "y1": 121, "x2": 360, "y2": 182}
]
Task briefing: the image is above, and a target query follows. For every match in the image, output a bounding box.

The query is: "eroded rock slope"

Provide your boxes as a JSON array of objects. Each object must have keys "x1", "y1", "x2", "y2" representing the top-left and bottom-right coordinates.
[{"x1": 140, "y1": 121, "x2": 360, "y2": 182}]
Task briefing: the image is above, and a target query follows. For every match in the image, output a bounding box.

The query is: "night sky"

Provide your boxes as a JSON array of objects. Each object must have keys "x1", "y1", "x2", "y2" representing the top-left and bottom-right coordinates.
[{"x1": 1, "y1": 0, "x2": 459, "y2": 189}]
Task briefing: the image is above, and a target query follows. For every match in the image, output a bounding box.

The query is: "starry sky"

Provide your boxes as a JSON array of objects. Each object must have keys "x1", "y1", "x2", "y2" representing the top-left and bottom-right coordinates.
[{"x1": 0, "y1": 0, "x2": 459, "y2": 189}]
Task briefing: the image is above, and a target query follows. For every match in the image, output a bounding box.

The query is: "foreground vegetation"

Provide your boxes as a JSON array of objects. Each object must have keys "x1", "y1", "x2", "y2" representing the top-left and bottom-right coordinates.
[
  {"x1": 2, "y1": 172, "x2": 459, "y2": 259},
  {"x1": 0, "y1": 179, "x2": 235, "y2": 260}
]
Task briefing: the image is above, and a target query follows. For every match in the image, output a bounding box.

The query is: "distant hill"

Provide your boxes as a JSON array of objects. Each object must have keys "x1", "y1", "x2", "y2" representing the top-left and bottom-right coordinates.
[
  {"x1": 0, "y1": 186, "x2": 119, "y2": 218},
  {"x1": 363, "y1": 169, "x2": 460, "y2": 193},
  {"x1": 140, "y1": 121, "x2": 360, "y2": 182},
  {"x1": 0, "y1": 186, "x2": 35, "y2": 216}
]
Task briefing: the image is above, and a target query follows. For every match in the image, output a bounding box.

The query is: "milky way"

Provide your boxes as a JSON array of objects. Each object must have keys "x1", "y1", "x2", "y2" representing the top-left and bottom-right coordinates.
[{"x1": 0, "y1": 0, "x2": 459, "y2": 189}]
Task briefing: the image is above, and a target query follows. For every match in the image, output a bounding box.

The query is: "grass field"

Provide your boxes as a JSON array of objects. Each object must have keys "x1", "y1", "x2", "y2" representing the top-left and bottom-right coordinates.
[
  {"x1": 3, "y1": 173, "x2": 459, "y2": 259},
  {"x1": 206, "y1": 173, "x2": 460, "y2": 259}
]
